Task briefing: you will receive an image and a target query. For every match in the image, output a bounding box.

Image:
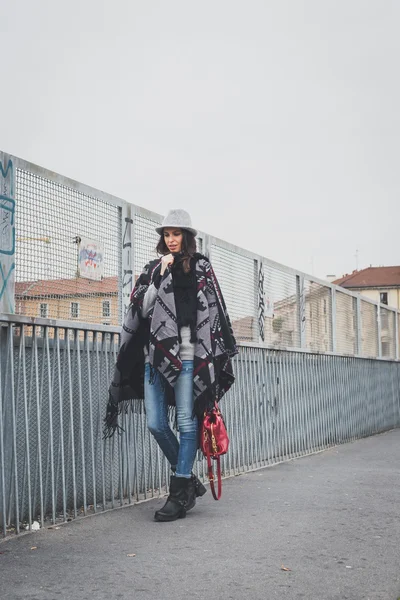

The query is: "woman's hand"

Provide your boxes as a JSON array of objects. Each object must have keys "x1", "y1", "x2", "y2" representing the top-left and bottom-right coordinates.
[{"x1": 160, "y1": 253, "x2": 174, "y2": 275}]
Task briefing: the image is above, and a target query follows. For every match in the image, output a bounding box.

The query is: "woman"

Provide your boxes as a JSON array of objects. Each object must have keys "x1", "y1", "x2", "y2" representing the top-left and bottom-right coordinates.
[{"x1": 104, "y1": 209, "x2": 237, "y2": 521}]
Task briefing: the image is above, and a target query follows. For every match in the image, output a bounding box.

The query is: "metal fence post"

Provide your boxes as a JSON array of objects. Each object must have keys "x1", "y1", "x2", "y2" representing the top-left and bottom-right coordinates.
[
  {"x1": 356, "y1": 296, "x2": 362, "y2": 356},
  {"x1": 0, "y1": 153, "x2": 16, "y2": 314},
  {"x1": 201, "y1": 233, "x2": 211, "y2": 260},
  {"x1": 395, "y1": 312, "x2": 399, "y2": 361},
  {"x1": 257, "y1": 260, "x2": 265, "y2": 343},
  {"x1": 331, "y1": 287, "x2": 337, "y2": 353},
  {"x1": 121, "y1": 202, "x2": 134, "y2": 321},
  {"x1": 377, "y1": 305, "x2": 382, "y2": 358},
  {"x1": 296, "y1": 275, "x2": 306, "y2": 349}
]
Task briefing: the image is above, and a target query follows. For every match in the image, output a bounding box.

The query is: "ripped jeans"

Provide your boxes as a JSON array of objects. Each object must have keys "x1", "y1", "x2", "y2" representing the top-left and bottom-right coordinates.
[{"x1": 144, "y1": 361, "x2": 198, "y2": 479}]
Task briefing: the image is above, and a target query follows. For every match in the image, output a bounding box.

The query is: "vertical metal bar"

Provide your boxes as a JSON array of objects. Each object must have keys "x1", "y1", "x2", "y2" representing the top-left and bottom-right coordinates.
[
  {"x1": 118, "y1": 412, "x2": 124, "y2": 506},
  {"x1": 229, "y1": 355, "x2": 240, "y2": 474},
  {"x1": 242, "y1": 347, "x2": 254, "y2": 468},
  {"x1": 121, "y1": 202, "x2": 134, "y2": 322},
  {"x1": 377, "y1": 305, "x2": 382, "y2": 358},
  {"x1": 262, "y1": 350, "x2": 272, "y2": 464},
  {"x1": 279, "y1": 352, "x2": 290, "y2": 459},
  {"x1": 32, "y1": 326, "x2": 44, "y2": 528},
  {"x1": 289, "y1": 352, "x2": 299, "y2": 457},
  {"x1": 235, "y1": 353, "x2": 246, "y2": 471},
  {"x1": 248, "y1": 347, "x2": 261, "y2": 468},
  {"x1": 331, "y1": 287, "x2": 337, "y2": 353},
  {"x1": 254, "y1": 348, "x2": 264, "y2": 467},
  {"x1": 253, "y1": 259, "x2": 260, "y2": 343},
  {"x1": 356, "y1": 297, "x2": 362, "y2": 356},
  {"x1": 55, "y1": 328, "x2": 67, "y2": 522},
  {"x1": 75, "y1": 329, "x2": 87, "y2": 516},
  {"x1": 20, "y1": 325, "x2": 32, "y2": 528},
  {"x1": 278, "y1": 352, "x2": 289, "y2": 459},
  {"x1": 44, "y1": 326, "x2": 56, "y2": 524},
  {"x1": 132, "y1": 408, "x2": 140, "y2": 500},
  {"x1": 269, "y1": 351, "x2": 278, "y2": 463},
  {"x1": 85, "y1": 330, "x2": 97, "y2": 513},
  {"x1": 95, "y1": 331, "x2": 106, "y2": 510},
  {"x1": 202, "y1": 233, "x2": 211, "y2": 261},
  {"x1": 8, "y1": 325, "x2": 20, "y2": 533},
  {"x1": 0, "y1": 327, "x2": 7, "y2": 536},
  {"x1": 296, "y1": 275, "x2": 306, "y2": 349},
  {"x1": 15, "y1": 325, "x2": 26, "y2": 525},
  {"x1": 257, "y1": 261, "x2": 265, "y2": 344},
  {"x1": 124, "y1": 406, "x2": 133, "y2": 504},
  {"x1": 395, "y1": 312, "x2": 399, "y2": 361},
  {"x1": 315, "y1": 355, "x2": 325, "y2": 450},
  {"x1": 66, "y1": 329, "x2": 78, "y2": 518}
]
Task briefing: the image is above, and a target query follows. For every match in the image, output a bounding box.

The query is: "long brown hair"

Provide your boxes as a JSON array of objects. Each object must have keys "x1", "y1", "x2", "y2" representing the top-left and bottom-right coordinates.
[{"x1": 156, "y1": 229, "x2": 197, "y2": 273}]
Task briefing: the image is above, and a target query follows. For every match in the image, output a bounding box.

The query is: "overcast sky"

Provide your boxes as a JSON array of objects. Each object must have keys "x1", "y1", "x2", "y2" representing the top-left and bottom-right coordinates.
[{"x1": 1, "y1": 0, "x2": 399, "y2": 279}]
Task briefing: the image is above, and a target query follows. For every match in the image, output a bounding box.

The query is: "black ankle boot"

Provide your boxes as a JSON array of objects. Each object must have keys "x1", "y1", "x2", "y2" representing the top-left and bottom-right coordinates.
[
  {"x1": 185, "y1": 477, "x2": 197, "y2": 512},
  {"x1": 170, "y1": 469, "x2": 207, "y2": 499},
  {"x1": 192, "y1": 474, "x2": 207, "y2": 498},
  {"x1": 154, "y1": 476, "x2": 189, "y2": 522},
  {"x1": 186, "y1": 474, "x2": 207, "y2": 512}
]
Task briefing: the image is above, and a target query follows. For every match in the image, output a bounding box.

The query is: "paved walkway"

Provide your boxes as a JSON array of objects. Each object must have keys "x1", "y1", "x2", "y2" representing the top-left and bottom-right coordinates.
[{"x1": 1, "y1": 429, "x2": 399, "y2": 600}]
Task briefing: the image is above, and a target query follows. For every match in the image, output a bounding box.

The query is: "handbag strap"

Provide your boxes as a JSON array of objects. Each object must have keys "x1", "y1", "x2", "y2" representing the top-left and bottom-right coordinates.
[{"x1": 206, "y1": 449, "x2": 222, "y2": 501}]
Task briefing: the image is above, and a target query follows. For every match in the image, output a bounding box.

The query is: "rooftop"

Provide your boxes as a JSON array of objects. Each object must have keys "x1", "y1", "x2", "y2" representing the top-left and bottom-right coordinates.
[
  {"x1": 333, "y1": 266, "x2": 400, "y2": 289},
  {"x1": 15, "y1": 276, "x2": 119, "y2": 298}
]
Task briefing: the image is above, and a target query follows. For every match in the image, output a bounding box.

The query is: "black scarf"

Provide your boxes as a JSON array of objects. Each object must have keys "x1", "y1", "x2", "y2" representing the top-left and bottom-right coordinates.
[{"x1": 171, "y1": 254, "x2": 198, "y2": 343}]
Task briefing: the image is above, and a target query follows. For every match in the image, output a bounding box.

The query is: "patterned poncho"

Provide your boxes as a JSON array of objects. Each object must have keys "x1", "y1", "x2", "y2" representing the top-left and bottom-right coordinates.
[{"x1": 104, "y1": 253, "x2": 238, "y2": 437}]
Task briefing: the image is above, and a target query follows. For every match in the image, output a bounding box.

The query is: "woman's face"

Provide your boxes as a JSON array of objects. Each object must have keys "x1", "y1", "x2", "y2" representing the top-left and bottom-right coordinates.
[{"x1": 163, "y1": 227, "x2": 183, "y2": 253}]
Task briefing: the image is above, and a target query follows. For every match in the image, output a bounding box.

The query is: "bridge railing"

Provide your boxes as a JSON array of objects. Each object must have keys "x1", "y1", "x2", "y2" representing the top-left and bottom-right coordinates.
[{"x1": 1, "y1": 313, "x2": 399, "y2": 537}]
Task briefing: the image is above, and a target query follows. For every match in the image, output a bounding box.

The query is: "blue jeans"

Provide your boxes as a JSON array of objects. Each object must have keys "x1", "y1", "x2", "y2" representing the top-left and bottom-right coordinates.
[{"x1": 144, "y1": 361, "x2": 198, "y2": 479}]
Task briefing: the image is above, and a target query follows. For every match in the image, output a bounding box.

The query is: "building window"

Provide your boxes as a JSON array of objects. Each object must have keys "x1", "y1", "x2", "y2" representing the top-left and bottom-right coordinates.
[
  {"x1": 102, "y1": 300, "x2": 111, "y2": 318},
  {"x1": 380, "y1": 292, "x2": 388, "y2": 305},
  {"x1": 39, "y1": 303, "x2": 48, "y2": 318},
  {"x1": 70, "y1": 302, "x2": 80, "y2": 319}
]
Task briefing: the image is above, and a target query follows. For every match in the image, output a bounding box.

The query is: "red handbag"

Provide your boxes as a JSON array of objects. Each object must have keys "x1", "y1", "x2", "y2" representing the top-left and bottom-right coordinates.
[{"x1": 200, "y1": 402, "x2": 229, "y2": 500}]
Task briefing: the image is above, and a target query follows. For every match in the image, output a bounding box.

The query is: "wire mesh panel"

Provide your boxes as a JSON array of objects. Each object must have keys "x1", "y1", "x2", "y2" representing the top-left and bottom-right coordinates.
[
  {"x1": 15, "y1": 170, "x2": 122, "y2": 325},
  {"x1": 210, "y1": 245, "x2": 256, "y2": 341},
  {"x1": 336, "y1": 291, "x2": 357, "y2": 355},
  {"x1": 380, "y1": 307, "x2": 396, "y2": 359},
  {"x1": 304, "y1": 281, "x2": 332, "y2": 352},
  {"x1": 263, "y1": 264, "x2": 300, "y2": 349},
  {"x1": 360, "y1": 300, "x2": 378, "y2": 358},
  {"x1": 133, "y1": 213, "x2": 162, "y2": 280}
]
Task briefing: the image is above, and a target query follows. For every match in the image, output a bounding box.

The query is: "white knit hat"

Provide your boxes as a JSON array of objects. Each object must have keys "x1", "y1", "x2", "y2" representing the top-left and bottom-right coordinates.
[{"x1": 155, "y1": 209, "x2": 198, "y2": 237}]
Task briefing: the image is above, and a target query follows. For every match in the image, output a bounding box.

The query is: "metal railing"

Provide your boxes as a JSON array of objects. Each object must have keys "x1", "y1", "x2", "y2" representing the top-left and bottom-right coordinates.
[
  {"x1": 1, "y1": 314, "x2": 399, "y2": 536},
  {"x1": 1, "y1": 150, "x2": 399, "y2": 361}
]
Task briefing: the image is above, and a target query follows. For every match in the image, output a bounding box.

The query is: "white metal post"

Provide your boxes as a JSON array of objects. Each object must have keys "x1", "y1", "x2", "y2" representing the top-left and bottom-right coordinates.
[
  {"x1": 377, "y1": 305, "x2": 382, "y2": 358},
  {"x1": 296, "y1": 275, "x2": 306, "y2": 349},
  {"x1": 331, "y1": 287, "x2": 337, "y2": 353},
  {"x1": 121, "y1": 202, "x2": 134, "y2": 321},
  {"x1": 0, "y1": 153, "x2": 16, "y2": 314},
  {"x1": 356, "y1": 297, "x2": 362, "y2": 356}
]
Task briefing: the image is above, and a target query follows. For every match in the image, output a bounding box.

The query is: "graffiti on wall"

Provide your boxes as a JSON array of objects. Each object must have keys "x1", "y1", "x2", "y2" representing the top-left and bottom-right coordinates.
[
  {"x1": 122, "y1": 215, "x2": 133, "y2": 317},
  {"x1": 258, "y1": 262, "x2": 265, "y2": 341},
  {"x1": 0, "y1": 157, "x2": 15, "y2": 313},
  {"x1": 78, "y1": 237, "x2": 104, "y2": 281}
]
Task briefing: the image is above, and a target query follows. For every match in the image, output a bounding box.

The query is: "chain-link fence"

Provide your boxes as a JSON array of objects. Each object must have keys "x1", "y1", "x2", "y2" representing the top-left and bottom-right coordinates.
[{"x1": 1, "y1": 150, "x2": 399, "y2": 360}]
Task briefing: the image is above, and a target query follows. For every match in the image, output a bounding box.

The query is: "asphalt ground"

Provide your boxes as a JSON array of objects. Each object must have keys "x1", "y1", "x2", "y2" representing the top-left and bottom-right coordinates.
[{"x1": 1, "y1": 429, "x2": 399, "y2": 600}]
